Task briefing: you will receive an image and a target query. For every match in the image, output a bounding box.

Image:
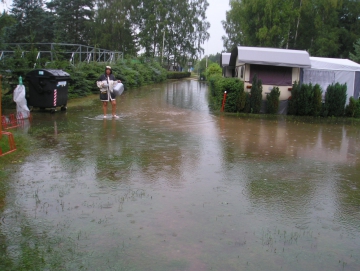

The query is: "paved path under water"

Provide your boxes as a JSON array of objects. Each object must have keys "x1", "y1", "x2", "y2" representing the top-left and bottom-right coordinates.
[{"x1": 1, "y1": 79, "x2": 360, "y2": 270}]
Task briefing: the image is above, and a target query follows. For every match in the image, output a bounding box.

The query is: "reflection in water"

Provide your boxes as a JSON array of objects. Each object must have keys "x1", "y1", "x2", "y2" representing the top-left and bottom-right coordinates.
[{"x1": 1, "y1": 80, "x2": 360, "y2": 271}]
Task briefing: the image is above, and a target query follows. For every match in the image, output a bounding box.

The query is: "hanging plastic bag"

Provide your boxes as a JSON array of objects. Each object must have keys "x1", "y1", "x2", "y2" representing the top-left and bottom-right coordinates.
[{"x1": 13, "y1": 85, "x2": 30, "y2": 119}]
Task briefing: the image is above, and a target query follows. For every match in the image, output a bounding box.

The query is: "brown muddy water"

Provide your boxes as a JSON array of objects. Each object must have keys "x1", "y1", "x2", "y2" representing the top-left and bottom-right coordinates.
[{"x1": 1, "y1": 79, "x2": 360, "y2": 271}]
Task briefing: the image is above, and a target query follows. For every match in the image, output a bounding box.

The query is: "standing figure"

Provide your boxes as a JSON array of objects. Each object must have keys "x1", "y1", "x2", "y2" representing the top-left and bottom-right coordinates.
[{"x1": 97, "y1": 66, "x2": 121, "y2": 118}]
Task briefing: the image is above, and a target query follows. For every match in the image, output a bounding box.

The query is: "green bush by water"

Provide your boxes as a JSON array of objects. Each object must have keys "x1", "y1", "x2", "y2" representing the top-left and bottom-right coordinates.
[
  {"x1": 324, "y1": 83, "x2": 347, "y2": 117},
  {"x1": 167, "y1": 71, "x2": 191, "y2": 79},
  {"x1": 266, "y1": 87, "x2": 280, "y2": 114},
  {"x1": 345, "y1": 97, "x2": 360, "y2": 118},
  {"x1": 208, "y1": 76, "x2": 244, "y2": 112}
]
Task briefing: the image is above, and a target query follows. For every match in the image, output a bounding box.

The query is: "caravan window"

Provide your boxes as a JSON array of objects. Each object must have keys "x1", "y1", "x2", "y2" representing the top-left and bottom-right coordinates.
[{"x1": 250, "y1": 64, "x2": 292, "y2": 85}]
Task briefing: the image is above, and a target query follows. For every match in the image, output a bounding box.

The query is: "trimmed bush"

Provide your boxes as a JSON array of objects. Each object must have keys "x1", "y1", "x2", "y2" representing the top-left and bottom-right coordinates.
[
  {"x1": 324, "y1": 83, "x2": 347, "y2": 117},
  {"x1": 288, "y1": 81, "x2": 300, "y2": 115},
  {"x1": 297, "y1": 83, "x2": 312, "y2": 116},
  {"x1": 208, "y1": 76, "x2": 244, "y2": 112},
  {"x1": 345, "y1": 97, "x2": 360, "y2": 118},
  {"x1": 205, "y1": 63, "x2": 222, "y2": 79},
  {"x1": 244, "y1": 92, "x2": 251, "y2": 113},
  {"x1": 266, "y1": 87, "x2": 280, "y2": 114},
  {"x1": 167, "y1": 71, "x2": 191, "y2": 79},
  {"x1": 311, "y1": 84, "x2": 323, "y2": 117}
]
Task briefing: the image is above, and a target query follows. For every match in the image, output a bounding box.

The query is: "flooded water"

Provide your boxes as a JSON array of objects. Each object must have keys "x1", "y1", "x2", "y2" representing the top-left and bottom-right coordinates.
[{"x1": 1, "y1": 79, "x2": 360, "y2": 271}]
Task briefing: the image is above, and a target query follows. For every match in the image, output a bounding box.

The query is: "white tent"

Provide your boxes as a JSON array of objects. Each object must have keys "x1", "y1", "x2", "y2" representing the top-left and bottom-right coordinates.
[{"x1": 302, "y1": 57, "x2": 360, "y2": 103}]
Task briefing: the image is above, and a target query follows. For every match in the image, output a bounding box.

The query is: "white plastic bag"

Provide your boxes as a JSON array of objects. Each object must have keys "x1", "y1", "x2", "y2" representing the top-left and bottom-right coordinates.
[{"x1": 13, "y1": 85, "x2": 30, "y2": 119}]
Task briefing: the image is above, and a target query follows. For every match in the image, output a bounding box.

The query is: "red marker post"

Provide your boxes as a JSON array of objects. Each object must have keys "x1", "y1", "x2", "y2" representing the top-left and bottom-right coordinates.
[{"x1": 221, "y1": 91, "x2": 227, "y2": 112}]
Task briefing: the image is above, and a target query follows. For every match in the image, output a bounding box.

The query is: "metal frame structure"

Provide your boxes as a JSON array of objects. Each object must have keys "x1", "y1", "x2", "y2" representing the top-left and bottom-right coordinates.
[{"x1": 0, "y1": 43, "x2": 124, "y2": 66}]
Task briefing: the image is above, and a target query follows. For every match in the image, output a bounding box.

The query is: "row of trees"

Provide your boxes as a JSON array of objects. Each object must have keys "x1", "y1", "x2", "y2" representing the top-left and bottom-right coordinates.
[
  {"x1": 222, "y1": 0, "x2": 360, "y2": 59},
  {"x1": 0, "y1": 0, "x2": 210, "y2": 67}
]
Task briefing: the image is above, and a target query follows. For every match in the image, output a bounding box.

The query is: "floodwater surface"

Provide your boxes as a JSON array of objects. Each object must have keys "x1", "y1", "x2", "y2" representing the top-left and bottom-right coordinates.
[{"x1": 1, "y1": 80, "x2": 360, "y2": 271}]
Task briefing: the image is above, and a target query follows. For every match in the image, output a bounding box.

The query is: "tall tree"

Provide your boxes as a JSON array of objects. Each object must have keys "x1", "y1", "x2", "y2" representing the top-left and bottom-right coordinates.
[
  {"x1": 130, "y1": 0, "x2": 209, "y2": 65},
  {"x1": 7, "y1": 0, "x2": 55, "y2": 43},
  {"x1": 338, "y1": 0, "x2": 360, "y2": 58},
  {"x1": 47, "y1": 0, "x2": 94, "y2": 44},
  {"x1": 0, "y1": 11, "x2": 16, "y2": 43},
  {"x1": 131, "y1": 0, "x2": 166, "y2": 57},
  {"x1": 92, "y1": 0, "x2": 137, "y2": 53},
  {"x1": 222, "y1": 0, "x2": 356, "y2": 58}
]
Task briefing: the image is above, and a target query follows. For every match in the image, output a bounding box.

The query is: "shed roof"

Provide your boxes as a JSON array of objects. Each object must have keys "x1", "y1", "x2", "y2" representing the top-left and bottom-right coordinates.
[
  {"x1": 309, "y1": 57, "x2": 360, "y2": 71},
  {"x1": 230, "y1": 46, "x2": 311, "y2": 68},
  {"x1": 221, "y1": 53, "x2": 231, "y2": 67}
]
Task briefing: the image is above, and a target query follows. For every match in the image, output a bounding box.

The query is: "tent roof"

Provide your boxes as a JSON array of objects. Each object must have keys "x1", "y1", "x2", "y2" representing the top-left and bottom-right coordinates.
[
  {"x1": 230, "y1": 46, "x2": 311, "y2": 68},
  {"x1": 221, "y1": 53, "x2": 231, "y2": 67},
  {"x1": 309, "y1": 57, "x2": 360, "y2": 71}
]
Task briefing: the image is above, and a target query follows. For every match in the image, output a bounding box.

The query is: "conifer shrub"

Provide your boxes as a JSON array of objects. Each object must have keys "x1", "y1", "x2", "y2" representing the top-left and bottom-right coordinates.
[
  {"x1": 324, "y1": 83, "x2": 347, "y2": 117},
  {"x1": 345, "y1": 97, "x2": 360, "y2": 118},
  {"x1": 266, "y1": 87, "x2": 280, "y2": 114},
  {"x1": 250, "y1": 74, "x2": 263, "y2": 114},
  {"x1": 297, "y1": 83, "x2": 312, "y2": 116},
  {"x1": 244, "y1": 93, "x2": 251, "y2": 113},
  {"x1": 288, "y1": 81, "x2": 300, "y2": 115},
  {"x1": 311, "y1": 84, "x2": 323, "y2": 117}
]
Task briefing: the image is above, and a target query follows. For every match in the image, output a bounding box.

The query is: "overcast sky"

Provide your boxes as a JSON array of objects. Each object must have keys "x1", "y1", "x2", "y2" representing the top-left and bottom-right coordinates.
[
  {"x1": 1, "y1": 0, "x2": 229, "y2": 56},
  {"x1": 204, "y1": 0, "x2": 230, "y2": 56}
]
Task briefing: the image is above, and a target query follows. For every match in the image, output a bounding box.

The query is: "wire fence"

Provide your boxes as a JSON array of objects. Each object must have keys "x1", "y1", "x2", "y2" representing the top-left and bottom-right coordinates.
[{"x1": 0, "y1": 43, "x2": 124, "y2": 66}]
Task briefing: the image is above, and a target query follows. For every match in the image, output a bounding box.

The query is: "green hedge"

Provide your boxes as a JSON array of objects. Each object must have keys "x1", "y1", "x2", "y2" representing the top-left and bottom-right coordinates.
[
  {"x1": 345, "y1": 97, "x2": 360, "y2": 118},
  {"x1": 167, "y1": 71, "x2": 191, "y2": 79},
  {"x1": 208, "y1": 76, "x2": 244, "y2": 112},
  {"x1": 1, "y1": 58, "x2": 168, "y2": 106},
  {"x1": 288, "y1": 82, "x2": 323, "y2": 116},
  {"x1": 323, "y1": 83, "x2": 347, "y2": 117}
]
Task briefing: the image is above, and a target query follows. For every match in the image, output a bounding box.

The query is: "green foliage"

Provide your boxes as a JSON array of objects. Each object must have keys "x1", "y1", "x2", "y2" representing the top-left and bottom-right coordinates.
[
  {"x1": 297, "y1": 84, "x2": 313, "y2": 116},
  {"x1": 250, "y1": 74, "x2": 263, "y2": 114},
  {"x1": 266, "y1": 87, "x2": 280, "y2": 114},
  {"x1": 222, "y1": 0, "x2": 359, "y2": 58},
  {"x1": 167, "y1": 72, "x2": 191, "y2": 79},
  {"x1": 244, "y1": 92, "x2": 251, "y2": 113},
  {"x1": 350, "y1": 38, "x2": 360, "y2": 63},
  {"x1": 324, "y1": 83, "x2": 347, "y2": 117},
  {"x1": 194, "y1": 57, "x2": 213, "y2": 77},
  {"x1": 205, "y1": 63, "x2": 222, "y2": 80},
  {"x1": 311, "y1": 84, "x2": 323, "y2": 117},
  {"x1": 288, "y1": 82, "x2": 323, "y2": 117},
  {"x1": 288, "y1": 81, "x2": 300, "y2": 115},
  {"x1": 0, "y1": 57, "x2": 168, "y2": 106},
  {"x1": 208, "y1": 76, "x2": 244, "y2": 112},
  {"x1": 345, "y1": 97, "x2": 360, "y2": 118}
]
